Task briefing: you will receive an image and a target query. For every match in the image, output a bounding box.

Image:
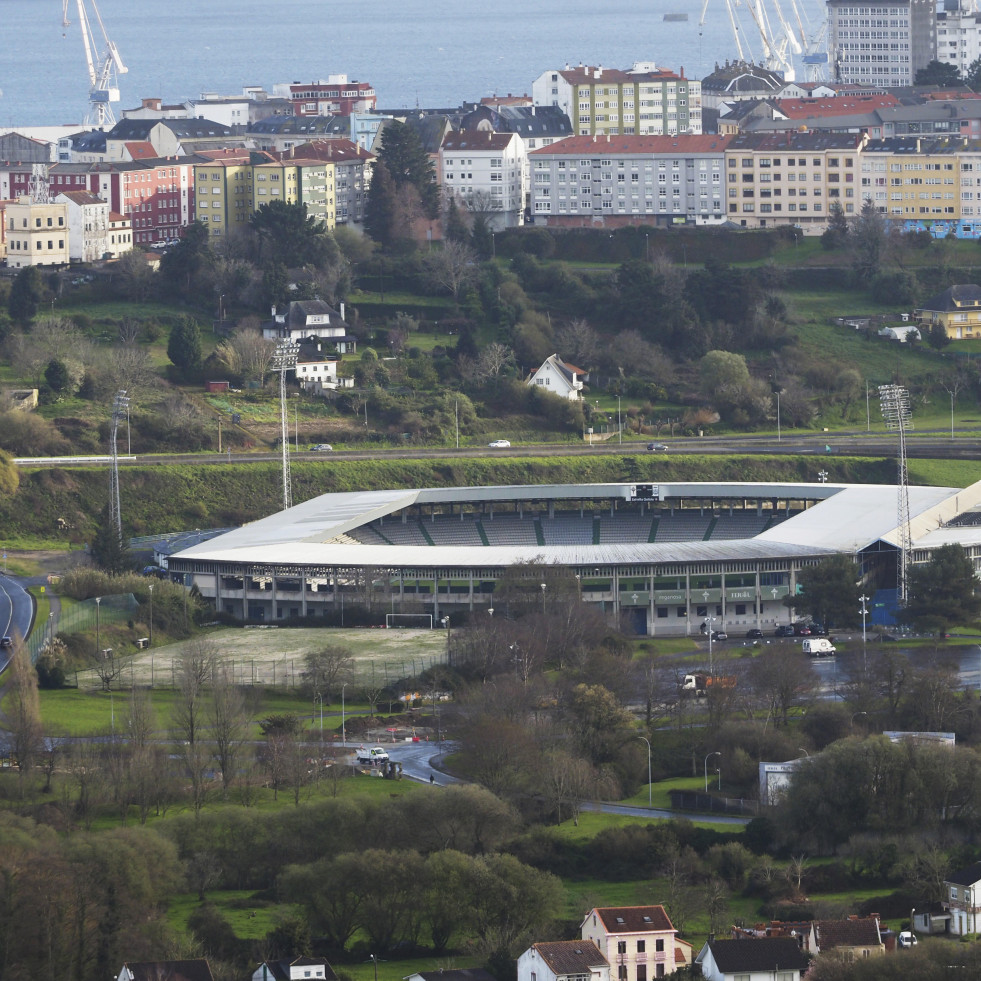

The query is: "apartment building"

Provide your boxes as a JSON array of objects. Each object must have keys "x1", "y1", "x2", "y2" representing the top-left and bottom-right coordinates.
[
  {"x1": 193, "y1": 150, "x2": 259, "y2": 239},
  {"x1": 528, "y1": 134, "x2": 730, "y2": 227},
  {"x1": 580, "y1": 906, "x2": 691, "y2": 979},
  {"x1": 5, "y1": 198, "x2": 70, "y2": 268},
  {"x1": 937, "y1": 1, "x2": 981, "y2": 78},
  {"x1": 723, "y1": 132, "x2": 865, "y2": 232},
  {"x1": 251, "y1": 157, "x2": 336, "y2": 229},
  {"x1": 440, "y1": 131, "x2": 527, "y2": 229},
  {"x1": 532, "y1": 63, "x2": 701, "y2": 137},
  {"x1": 827, "y1": 0, "x2": 936, "y2": 86},
  {"x1": 282, "y1": 77, "x2": 377, "y2": 117},
  {"x1": 292, "y1": 140, "x2": 373, "y2": 225},
  {"x1": 55, "y1": 190, "x2": 110, "y2": 262}
]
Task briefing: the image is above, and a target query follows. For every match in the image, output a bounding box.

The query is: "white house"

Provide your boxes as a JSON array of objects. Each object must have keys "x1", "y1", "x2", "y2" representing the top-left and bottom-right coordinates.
[
  {"x1": 527, "y1": 354, "x2": 586, "y2": 401},
  {"x1": 55, "y1": 189, "x2": 110, "y2": 262},
  {"x1": 517, "y1": 941, "x2": 609, "y2": 981},
  {"x1": 440, "y1": 131, "x2": 527, "y2": 230},
  {"x1": 252, "y1": 959, "x2": 335, "y2": 981},
  {"x1": 295, "y1": 340, "x2": 351, "y2": 394},
  {"x1": 943, "y1": 860, "x2": 981, "y2": 936},
  {"x1": 118, "y1": 960, "x2": 214, "y2": 981},
  {"x1": 263, "y1": 299, "x2": 358, "y2": 354},
  {"x1": 580, "y1": 906, "x2": 691, "y2": 979},
  {"x1": 695, "y1": 938, "x2": 807, "y2": 981}
]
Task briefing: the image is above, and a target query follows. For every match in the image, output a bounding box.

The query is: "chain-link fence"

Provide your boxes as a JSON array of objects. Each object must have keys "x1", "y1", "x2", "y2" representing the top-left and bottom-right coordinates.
[{"x1": 27, "y1": 593, "x2": 140, "y2": 662}]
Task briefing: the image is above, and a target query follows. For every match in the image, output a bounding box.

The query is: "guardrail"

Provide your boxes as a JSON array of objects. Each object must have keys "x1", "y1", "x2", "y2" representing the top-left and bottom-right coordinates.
[{"x1": 14, "y1": 456, "x2": 137, "y2": 466}]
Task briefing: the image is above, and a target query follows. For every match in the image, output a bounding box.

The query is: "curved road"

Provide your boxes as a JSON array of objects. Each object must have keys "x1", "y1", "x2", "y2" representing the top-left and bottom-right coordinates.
[{"x1": 0, "y1": 575, "x2": 32, "y2": 674}]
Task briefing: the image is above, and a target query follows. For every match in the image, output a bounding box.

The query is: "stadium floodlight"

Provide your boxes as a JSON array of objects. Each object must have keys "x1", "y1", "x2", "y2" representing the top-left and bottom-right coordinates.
[
  {"x1": 270, "y1": 338, "x2": 300, "y2": 511},
  {"x1": 109, "y1": 390, "x2": 129, "y2": 539},
  {"x1": 878, "y1": 384, "x2": 912, "y2": 606}
]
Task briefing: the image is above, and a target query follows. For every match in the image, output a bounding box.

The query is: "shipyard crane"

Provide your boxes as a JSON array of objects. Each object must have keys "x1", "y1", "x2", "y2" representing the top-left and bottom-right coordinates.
[
  {"x1": 700, "y1": 0, "x2": 748, "y2": 64},
  {"x1": 61, "y1": 0, "x2": 127, "y2": 128},
  {"x1": 789, "y1": 0, "x2": 830, "y2": 82}
]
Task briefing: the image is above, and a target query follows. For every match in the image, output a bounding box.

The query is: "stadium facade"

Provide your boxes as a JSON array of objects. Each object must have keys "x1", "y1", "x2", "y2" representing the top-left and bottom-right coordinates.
[{"x1": 170, "y1": 479, "x2": 981, "y2": 636}]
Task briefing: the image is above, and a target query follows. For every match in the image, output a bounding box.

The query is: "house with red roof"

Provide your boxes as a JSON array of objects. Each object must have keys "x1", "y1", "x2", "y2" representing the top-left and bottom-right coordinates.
[
  {"x1": 581, "y1": 906, "x2": 692, "y2": 979},
  {"x1": 527, "y1": 354, "x2": 587, "y2": 402},
  {"x1": 517, "y1": 940, "x2": 610, "y2": 981}
]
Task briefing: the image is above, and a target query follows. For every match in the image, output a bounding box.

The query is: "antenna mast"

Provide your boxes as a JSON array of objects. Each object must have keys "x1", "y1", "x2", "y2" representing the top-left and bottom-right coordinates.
[
  {"x1": 878, "y1": 384, "x2": 913, "y2": 606},
  {"x1": 271, "y1": 338, "x2": 300, "y2": 511},
  {"x1": 109, "y1": 390, "x2": 129, "y2": 541}
]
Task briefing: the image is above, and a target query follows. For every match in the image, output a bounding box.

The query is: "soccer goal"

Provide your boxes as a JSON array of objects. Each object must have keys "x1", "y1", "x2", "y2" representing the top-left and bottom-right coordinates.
[{"x1": 385, "y1": 613, "x2": 435, "y2": 629}]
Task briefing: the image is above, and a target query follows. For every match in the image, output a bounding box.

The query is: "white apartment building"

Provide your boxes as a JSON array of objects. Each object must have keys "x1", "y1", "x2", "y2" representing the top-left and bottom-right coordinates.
[
  {"x1": 5, "y1": 198, "x2": 70, "y2": 268},
  {"x1": 440, "y1": 131, "x2": 527, "y2": 229},
  {"x1": 827, "y1": 0, "x2": 936, "y2": 86},
  {"x1": 936, "y1": 1, "x2": 981, "y2": 78},
  {"x1": 528, "y1": 134, "x2": 730, "y2": 226},
  {"x1": 532, "y1": 63, "x2": 701, "y2": 137},
  {"x1": 55, "y1": 190, "x2": 110, "y2": 262}
]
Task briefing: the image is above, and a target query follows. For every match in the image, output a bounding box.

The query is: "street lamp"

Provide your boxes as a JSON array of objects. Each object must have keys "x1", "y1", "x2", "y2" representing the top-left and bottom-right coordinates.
[
  {"x1": 540, "y1": 582, "x2": 547, "y2": 615},
  {"x1": 315, "y1": 692, "x2": 324, "y2": 742},
  {"x1": 859, "y1": 594, "x2": 870, "y2": 674},
  {"x1": 147, "y1": 582, "x2": 153, "y2": 647},
  {"x1": 341, "y1": 682, "x2": 348, "y2": 745},
  {"x1": 617, "y1": 394, "x2": 622, "y2": 446},
  {"x1": 704, "y1": 750, "x2": 721, "y2": 793},
  {"x1": 441, "y1": 616, "x2": 450, "y2": 663},
  {"x1": 636, "y1": 735, "x2": 652, "y2": 806},
  {"x1": 95, "y1": 596, "x2": 102, "y2": 679},
  {"x1": 817, "y1": 470, "x2": 828, "y2": 484},
  {"x1": 704, "y1": 616, "x2": 717, "y2": 677}
]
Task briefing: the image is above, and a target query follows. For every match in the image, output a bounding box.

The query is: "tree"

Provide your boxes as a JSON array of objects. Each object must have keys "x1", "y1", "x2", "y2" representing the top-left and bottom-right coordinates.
[
  {"x1": 915, "y1": 59, "x2": 963, "y2": 87},
  {"x1": 424, "y1": 240, "x2": 478, "y2": 300},
  {"x1": 364, "y1": 161, "x2": 399, "y2": 247},
  {"x1": 927, "y1": 321, "x2": 952, "y2": 350},
  {"x1": 113, "y1": 249, "x2": 157, "y2": 302},
  {"x1": 851, "y1": 197, "x2": 889, "y2": 284},
  {"x1": 375, "y1": 120, "x2": 439, "y2": 218},
  {"x1": 821, "y1": 200, "x2": 850, "y2": 250},
  {"x1": 791, "y1": 554, "x2": 862, "y2": 628},
  {"x1": 44, "y1": 358, "x2": 71, "y2": 395},
  {"x1": 214, "y1": 328, "x2": 275, "y2": 385},
  {"x1": 7, "y1": 266, "x2": 44, "y2": 323},
  {"x1": 905, "y1": 543, "x2": 981, "y2": 633},
  {"x1": 444, "y1": 197, "x2": 470, "y2": 244},
  {"x1": 967, "y1": 56, "x2": 981, "y2": 91},
  {"x1": 209, "y1": 667, "x2": 250, "y2": 798},
  {"x1": 746, "y1": 649, "x2": 817, "y2": 727},
  {"x1": 167, "y1": 315, "x2": 203, "y2": 375},
  {"x1": 0, "y1": 449, "x2": 20, "y2": 499},
  {"x1": 302, "y1": 645, "x2": 354, "y2": 701},
  {"x1": 160, "y1": 221, "x2": 212, "y2": 294},
  {"x1": 249, "y1": 200, "x2": 332, "y2": 267},
  {"x1": 90, "y1": 503, "x2": 131, "y2": 575},
  {"x1": 4, "y1": 640, "x2": 44, "y2": 796}
]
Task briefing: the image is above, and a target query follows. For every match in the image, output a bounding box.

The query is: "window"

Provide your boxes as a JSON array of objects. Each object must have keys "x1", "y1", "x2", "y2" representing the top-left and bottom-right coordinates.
[
  {"x1": 655, "y1": 939, "x2": 664, "y2": 953},
  {"x1": 637, "y1": 941, "x2": 646, "y2": 953},
  {"x1": 637, "y1": 967, "x2": 646, "y2": 981},
  {"x1": 618, "y1": 968, "x2": 627, "y2": 981},
  {"x1": 618, "y1": 942, "x2": 627, "y2": 954}
]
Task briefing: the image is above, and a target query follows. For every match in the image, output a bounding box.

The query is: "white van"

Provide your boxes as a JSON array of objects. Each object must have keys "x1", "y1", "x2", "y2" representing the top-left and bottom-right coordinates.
[{"x1": 803, "y1": 637, "x2": 836, "y2": 657}]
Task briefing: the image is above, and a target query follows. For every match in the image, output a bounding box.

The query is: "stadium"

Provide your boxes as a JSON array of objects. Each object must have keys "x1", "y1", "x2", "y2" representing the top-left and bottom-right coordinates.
[{"x1": 169, "y1": 478, "x2": 981, "y2": 636}]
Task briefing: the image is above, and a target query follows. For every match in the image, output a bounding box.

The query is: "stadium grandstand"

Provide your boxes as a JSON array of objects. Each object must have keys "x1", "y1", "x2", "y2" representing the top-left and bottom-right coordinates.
[{"x1": 169, "y1": 479, "x2": 981, "y2": 636}]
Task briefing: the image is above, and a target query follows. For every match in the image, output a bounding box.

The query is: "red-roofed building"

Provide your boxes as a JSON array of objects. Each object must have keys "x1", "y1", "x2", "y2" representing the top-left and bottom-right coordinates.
[
  {"x1": 533, "y1": 63, "x2": 701, "y2": 137},
  {"x1": 481, "y1": 94, "x2": 533, "y2": 108},
  {"x1": 286, "y1": 77, "x2": 376, "y2": 117},
  {"x1": 124, "y1": 141, "x2": 159, "y2": 161},
  {"x1": 773, "y1": 95, "x2": 900, "y2": 119},
  {"x1": 528, "y1": 134, "x2": 731, "y2": 227},
  {"x1": 518, "y1": 941, "x2": 609, "y2": 981},
  {"x1": 292, "y1": 139, "x2": 374, "y2": 224},
  {"x1": 581, "y1": 906, "x2": 691, "y2": 979},
  {"x1": 526, "y1": 354, "x2": 587, "y2": 401}
]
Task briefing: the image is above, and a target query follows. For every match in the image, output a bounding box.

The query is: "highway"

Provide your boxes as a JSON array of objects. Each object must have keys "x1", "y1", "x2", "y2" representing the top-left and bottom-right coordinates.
[
  {"x1": 14, "y1": 430, "x2": 981, "y2": 469},
  {"x1": 0, "y1": 575, "x2": 33, "y2": 673}
]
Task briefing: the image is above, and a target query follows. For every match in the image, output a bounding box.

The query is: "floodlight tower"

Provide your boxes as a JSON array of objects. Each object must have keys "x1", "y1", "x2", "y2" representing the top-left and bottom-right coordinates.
[
  {"x1": 271, "y1": 338, "x2": 300, "y2": 511},
  {"x1": 878, "y1": 384, "x2": 913, "y2": 605},
  {"x1": 109, "y1": 390, "x2": 129, "y2": 539}
]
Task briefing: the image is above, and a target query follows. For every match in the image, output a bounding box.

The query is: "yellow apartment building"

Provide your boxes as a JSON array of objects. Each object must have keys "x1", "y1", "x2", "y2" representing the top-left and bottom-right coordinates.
[
  {"x1": 5, "y1": 197, "x2": 70, "y2": 268},
  {"x1": 723, "y1": 132, "x2": 866, "y2": 233}
]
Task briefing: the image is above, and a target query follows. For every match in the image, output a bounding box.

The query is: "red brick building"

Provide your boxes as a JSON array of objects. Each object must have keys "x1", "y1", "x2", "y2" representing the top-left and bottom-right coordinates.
[{"x1": 288, "y1": 77, "x2": 376, "y2": 117}]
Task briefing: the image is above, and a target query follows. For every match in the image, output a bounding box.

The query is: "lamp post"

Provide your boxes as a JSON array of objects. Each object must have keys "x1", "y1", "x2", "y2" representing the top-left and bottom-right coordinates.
[
  {"x1": 704, "y1": 616, "x2": 717, "y2": 677},
  {"x1": 617, "y1": 394, "x2": 622, "y2": 446},
  {"x1": 341, "y1": 682, "x2": 348, "y2": 745},
  {"x1": 95, "y1": 596, "x2": 102, "y2": 677},
  {"x1": 540, "y1": 582, "x2": 547, "y2": 615},
  {"x1": 315, "y1": 692, "x2": 324, "y2": 742},
  {"x1": 704, "y1": 750, "x2": 721, "y2": 793},
  {"x1": 148, "y1": 582, "x2": 153, "y2": 647},
  {"x1": 818, "y1": 470, "x2": 828, "y2": 484},
  {"x1": 441, "y1": 616, "x2": 450, "y2": 664},
  {"x1": 859, "y1": 594, "x2": 869, "y2": 674},
  {"x1": 776, "y1": 390, "x2": 781, "y2": 442},
  {"x1": 637, "y1": 735, "x2": 652, "y2": 806}
]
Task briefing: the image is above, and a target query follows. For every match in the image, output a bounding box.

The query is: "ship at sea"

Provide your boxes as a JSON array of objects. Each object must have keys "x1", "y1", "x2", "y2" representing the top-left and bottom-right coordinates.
[{"x1": 664, "y1": 12, "x2": 689, "y2": 21}]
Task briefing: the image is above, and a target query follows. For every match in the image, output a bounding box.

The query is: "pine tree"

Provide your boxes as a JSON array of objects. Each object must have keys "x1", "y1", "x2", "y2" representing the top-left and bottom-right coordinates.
[
  {"x1": 90, "y1": 504, "x2": 131, "y2": 575},
  {"x1": 8, "y1": 266, "x2": 44, "y2": 324},
  {"x1": 376, "y1": 120, "x2": 439, "y2": 218},
  {"x1": 364, "y1": 161, "x2": 398, "y2": 247},
  {"x1": 444, "y1": 199, "x2": 470, "y2": 244},
  {"x1": 167, "y1": 315, "x2": 203, "y2": 374}
]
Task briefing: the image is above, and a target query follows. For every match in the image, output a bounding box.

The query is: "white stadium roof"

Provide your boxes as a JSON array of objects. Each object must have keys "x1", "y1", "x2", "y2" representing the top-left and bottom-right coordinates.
[{"x1": 173, "y1": 479, "x2": 981, "y2": 570}]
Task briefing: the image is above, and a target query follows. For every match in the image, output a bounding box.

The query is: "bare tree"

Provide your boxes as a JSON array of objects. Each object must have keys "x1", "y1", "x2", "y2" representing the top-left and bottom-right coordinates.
[
  {"x1": 5, "y1": 641, "x2": 45, "y2": 796},
  {"x1": 172, "y1": 639, "x2": 216, "y2": 745},
  {"x1": 554, "y1": 318, "x2": 598, "y2": 368},
  {"x1": 94, "y1": 647, "x2": 122, "y2": 692},
  {"x1": 477, "y1": 342, "x2": 515, "y2": 378},
  {"x1": 209, "y1": 667, "x2": 250, "y2": 797},
  {"x1": 114, "y1": 250, "x2": 156, "y2": 302},
  {"x1": 424, "y1": 240, "x2": 479, "y2": 301},
  {"x1": 215, "y1": 329, "x2": 276, "y2": 385},
  {"x1": 302, "y1": 645, "x2": 355, "y2": 701},
  {"x1": 124, "y1": 687, "x2": 155, "y2": 748}
]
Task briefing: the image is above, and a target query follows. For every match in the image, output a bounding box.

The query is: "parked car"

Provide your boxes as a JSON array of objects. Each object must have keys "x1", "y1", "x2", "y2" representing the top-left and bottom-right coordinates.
[
  {"x1": 647, "y1": 442, "x2": 669, "y2": 452},
  {"x1": 774, "y1": 625, "x2": 795, "y2": 637},
  {"x1": 897, "y1": 932, "x2": 918, "y2": 949},
  {"x1": 0, "y1": 636, "x2": 11, "y2": 648},
  {"x1": 793, "y1": 622, "x2": 812, "y2": 636},
  {"x1": 745, "y1": 628, "x2": 764, "y2": 639},
  {"x1": 488, "y1": 439, "x2": 511, "y2": 448},
  {"x1": 809, "y1": 622, "x2": 828, "y2": 635},
  {"x1": 310, "y1": 443, "x2": 333, "y2": 452},
  {"x1": 711, "y1": 630, "x2": 728, "y2": 642}
]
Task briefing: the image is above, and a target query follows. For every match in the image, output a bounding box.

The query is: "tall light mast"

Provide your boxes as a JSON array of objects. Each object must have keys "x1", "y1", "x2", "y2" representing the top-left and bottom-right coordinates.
[
  {"x1": 61, "y1": 0, "x2": 128, "y2": 128},
  {"x1": 879, "y1": 385, "x2": 913, "y2": 607}
]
